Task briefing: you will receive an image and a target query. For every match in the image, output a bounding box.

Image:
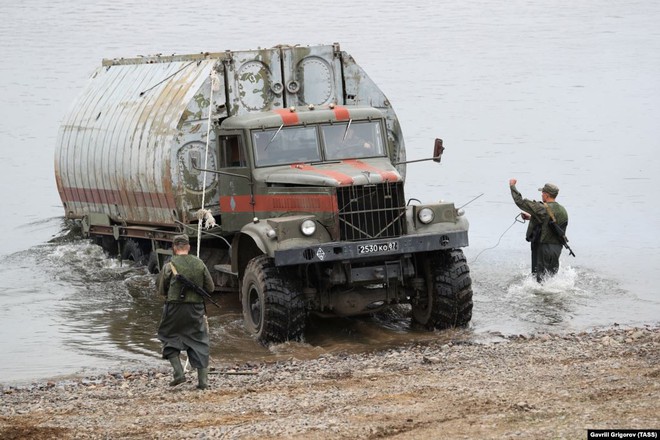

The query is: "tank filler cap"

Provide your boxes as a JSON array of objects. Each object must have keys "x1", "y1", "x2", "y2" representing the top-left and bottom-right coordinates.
[
  {"x1": 286, "y1": 80, "x2": 300, "y2": 93},
  {"x1": 271, "y1": 82, "x2": 283, "y2": 95},
  {"x1": 253, "y1": 217, "x2": 259, "y2": 223},
  {"x1": 308, "y1": 104, "x2": 315, "y2": 110}
]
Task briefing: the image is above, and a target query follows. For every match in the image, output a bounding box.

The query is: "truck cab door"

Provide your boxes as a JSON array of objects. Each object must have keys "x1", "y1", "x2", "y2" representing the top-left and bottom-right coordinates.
[{"x1": 217, "y1": 132, "x2": 254, "y2": 233}]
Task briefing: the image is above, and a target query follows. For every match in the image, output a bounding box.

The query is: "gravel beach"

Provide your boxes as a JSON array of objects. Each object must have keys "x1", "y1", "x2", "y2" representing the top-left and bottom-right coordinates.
[{"x1": 2, "y1": 325, "x2": 658, "y2": 439}]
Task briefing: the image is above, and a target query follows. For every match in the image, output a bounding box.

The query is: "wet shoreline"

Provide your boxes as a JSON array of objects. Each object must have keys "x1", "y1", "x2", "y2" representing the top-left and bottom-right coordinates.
[{"x1": 2, "y1": 324, "x2": 657, "y2": 439}]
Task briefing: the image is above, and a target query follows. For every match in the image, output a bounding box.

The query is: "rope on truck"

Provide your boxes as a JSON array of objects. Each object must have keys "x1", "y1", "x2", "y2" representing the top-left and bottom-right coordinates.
[{"x1": 195, "y1": 69, "x2": 221, "y2": 258}]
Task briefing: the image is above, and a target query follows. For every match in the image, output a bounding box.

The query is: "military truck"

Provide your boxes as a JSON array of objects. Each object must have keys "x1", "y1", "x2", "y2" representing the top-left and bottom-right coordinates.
[{"x1": 55, "y1": 43, "x2": 473, "y2": 343}]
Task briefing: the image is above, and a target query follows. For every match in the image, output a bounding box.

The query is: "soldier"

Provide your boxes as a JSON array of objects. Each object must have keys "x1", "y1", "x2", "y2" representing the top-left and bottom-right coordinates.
[
  {"x1": 323, "y1": 124, "x2": 375, "y2": 159},
  {"x1": 157, "y1": 234, "x2": 215, "y2": 389},
  {"x1": 509, "y1": 179, "x2": 569, "y2": 282}
]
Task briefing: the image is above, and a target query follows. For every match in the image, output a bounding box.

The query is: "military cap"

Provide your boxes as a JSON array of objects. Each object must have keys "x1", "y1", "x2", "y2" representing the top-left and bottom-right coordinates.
[
  {"x1": 173, "y1": 234, "x2": 190, "y2": 246},
  {"x1": 538, "y1": 183, "x2": 559, "y2": 197}
]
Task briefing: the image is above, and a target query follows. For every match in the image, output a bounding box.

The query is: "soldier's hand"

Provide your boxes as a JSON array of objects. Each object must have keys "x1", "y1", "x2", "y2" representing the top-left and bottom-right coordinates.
[
  {"x1": 509, "y1": 178, "x2": 517, "y2": 186},
  {"x1": 521, "y1": 212, "x2": 531, "y2": 220}
]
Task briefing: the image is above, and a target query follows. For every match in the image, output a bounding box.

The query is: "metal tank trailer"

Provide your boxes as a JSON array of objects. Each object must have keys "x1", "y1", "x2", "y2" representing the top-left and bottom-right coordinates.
[{"x1": 54, "y1": 43, "x2": 473, "y2": 343}]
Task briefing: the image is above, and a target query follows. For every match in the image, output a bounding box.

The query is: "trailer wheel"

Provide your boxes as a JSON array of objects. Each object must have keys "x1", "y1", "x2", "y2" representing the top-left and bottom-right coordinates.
[
  {"x1": 412, "y1": 249, "x2": 473, "y2": 329},
  {"x1": 98, "y1": 236, "x2": 119, "y2": 257},
  {"x1": 121, "y1": 239, "x2": 146, "y2": 266},
  {"x1": 146, "y1": 251, "x2": 159, "y2": 274},
  {"x1": 241, "y1": 255, "x2": 307, "y2": 344}
]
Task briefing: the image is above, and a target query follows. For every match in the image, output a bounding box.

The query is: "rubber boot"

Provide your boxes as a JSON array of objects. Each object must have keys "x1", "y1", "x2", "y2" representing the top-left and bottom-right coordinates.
[
  {"x1": 197, "y1": 368, "x2": 209, "y2": 390},
  {"x1": 168, "y1": 356, "x2": 186, "y2": 387}
]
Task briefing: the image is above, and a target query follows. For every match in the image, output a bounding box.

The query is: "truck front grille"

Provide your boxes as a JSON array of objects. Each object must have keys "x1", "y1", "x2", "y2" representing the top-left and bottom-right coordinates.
[{"x1": 336, "y1": 182, "x2": 406, "y2": 241}]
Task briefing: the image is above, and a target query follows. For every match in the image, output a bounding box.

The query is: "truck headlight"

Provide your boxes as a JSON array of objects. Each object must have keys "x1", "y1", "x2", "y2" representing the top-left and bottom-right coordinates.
[
  {"x1": 417, "y1": 207, "x2": 435, "y2": 224},
  {"x1": 300, "y1": 219, "x2": 316, "y2": 236}
]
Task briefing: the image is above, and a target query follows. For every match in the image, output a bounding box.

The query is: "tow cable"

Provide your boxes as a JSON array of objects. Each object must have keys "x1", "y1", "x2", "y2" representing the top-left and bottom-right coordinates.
[{"x1": 471, "y1": 213, "x2": 526, "y2": 263}]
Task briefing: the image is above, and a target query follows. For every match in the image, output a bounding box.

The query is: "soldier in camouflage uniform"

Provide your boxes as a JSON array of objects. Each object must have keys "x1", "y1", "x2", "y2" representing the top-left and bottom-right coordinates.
[
  {"x1": 157, "y1": 234, "x2": 215, "y2": 389},
  {"x1": 509, "y1": 179, "x2": 569, "y2": 282}
]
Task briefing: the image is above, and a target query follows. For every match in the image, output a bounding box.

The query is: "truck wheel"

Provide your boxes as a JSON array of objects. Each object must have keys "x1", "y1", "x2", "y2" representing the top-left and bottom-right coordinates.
[
  {"x1": 412, "y1": 249, "x2": 473, "y2": 329},
  {"x1": 241, "y1": 255, "x2": 307, "y2": 344}
]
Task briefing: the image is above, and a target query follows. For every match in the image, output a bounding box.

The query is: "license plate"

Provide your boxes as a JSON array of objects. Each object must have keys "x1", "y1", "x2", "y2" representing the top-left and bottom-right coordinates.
[{"x1": 357, "y1": 241, "x2": 399, "y2": 254}]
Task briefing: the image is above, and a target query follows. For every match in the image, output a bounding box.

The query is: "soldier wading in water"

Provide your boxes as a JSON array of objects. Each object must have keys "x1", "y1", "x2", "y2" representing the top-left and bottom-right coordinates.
[
  {"x1": 509, "y1": 179, "x2": 569, "y2": 282},
  {"x1": 157, "y1": 234, "x2": 215, "y2": 389}
]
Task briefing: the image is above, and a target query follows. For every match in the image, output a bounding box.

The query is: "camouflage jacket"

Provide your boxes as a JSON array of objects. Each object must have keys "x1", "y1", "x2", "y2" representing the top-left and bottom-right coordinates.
[
  {"x1": 510, "y1": 185, "x2": 568, "y2": 245},
  {"x1": 157, "y1": 254, "x2": 214, "y2": 303}
]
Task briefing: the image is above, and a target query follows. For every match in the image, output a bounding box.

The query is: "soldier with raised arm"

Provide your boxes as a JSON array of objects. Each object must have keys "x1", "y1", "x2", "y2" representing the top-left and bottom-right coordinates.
[{"x1": 509, "y1": 179, "x2": 569, "y2": 282}]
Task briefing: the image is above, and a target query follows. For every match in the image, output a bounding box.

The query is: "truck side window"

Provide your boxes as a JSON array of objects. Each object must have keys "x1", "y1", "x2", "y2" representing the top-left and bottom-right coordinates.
[{"x1": 219, "y1": 135, "x2": 246, "y2": 168}]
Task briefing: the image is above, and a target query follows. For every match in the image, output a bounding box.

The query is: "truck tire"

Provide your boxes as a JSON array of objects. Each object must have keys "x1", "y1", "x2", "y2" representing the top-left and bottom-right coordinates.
[
  {"x1": 241, "y1": 255, "x2": 307, "y2": 344},
  {"x1": 412, "y1": 249, "x2": 473, "y2": 329}
]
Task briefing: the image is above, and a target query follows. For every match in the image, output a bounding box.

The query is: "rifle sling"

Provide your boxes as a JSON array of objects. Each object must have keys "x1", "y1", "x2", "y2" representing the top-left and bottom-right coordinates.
[
  {"x1": 544, "y1": 202, "x2": 567, "y2": 240},
  {"x1": 543, "y1": 202, "x2": 557, "y2": 223}
]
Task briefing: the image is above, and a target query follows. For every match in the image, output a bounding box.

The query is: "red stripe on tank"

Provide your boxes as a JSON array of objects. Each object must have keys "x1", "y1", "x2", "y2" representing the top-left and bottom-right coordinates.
[{"x1": 60, "y1": 187, "x2": 175, "y2": 209}]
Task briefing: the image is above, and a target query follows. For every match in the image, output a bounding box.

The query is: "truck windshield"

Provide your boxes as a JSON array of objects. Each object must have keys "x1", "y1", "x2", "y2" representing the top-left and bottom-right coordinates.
[
  {"x1": 321, "y1": 121, "x2": 385, "y2": 160},
  {"x1": 251, "y1": 120, "x2": 386, "y2": 167},
  {"x1": 252, "y1": 126, "x2": 321, "y2": 167}
]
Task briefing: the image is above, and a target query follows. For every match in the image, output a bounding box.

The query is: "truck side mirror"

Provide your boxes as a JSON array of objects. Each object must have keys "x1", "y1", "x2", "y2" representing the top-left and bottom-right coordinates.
[{"x1": 433, "y1": 138, "x2": 444, "y2": 163}]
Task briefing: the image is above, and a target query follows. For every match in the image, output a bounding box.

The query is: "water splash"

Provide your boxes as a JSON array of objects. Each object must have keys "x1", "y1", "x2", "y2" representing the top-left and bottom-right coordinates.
[{"x1": 507, "y1": 265, "x2": 583, "y2": 297}]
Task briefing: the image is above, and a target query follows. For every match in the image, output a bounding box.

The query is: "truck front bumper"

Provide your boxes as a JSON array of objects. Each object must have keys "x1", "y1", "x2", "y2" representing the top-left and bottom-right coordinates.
[{"x1": 273, "y1": 230, "x2": 469, "y2": 267}]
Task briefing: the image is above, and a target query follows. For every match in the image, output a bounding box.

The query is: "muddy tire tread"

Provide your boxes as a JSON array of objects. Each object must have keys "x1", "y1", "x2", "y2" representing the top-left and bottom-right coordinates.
[
  {"x1": 244, "y1": 255, "x2": 307, "y2": 344},
  {"x1": 433, "y1": 249, "x2": 473, "y2": 329}
]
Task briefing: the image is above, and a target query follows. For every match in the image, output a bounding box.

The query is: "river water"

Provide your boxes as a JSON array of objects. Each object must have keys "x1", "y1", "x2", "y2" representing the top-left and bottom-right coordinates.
[{"x1": 1, "y1": 0, "x2": 658, "y2": 384}]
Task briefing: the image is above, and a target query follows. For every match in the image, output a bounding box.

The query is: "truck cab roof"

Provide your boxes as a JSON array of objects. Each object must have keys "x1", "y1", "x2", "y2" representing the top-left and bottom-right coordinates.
[{"x1": 219, "y1": 106, "x2": 384, "y2": 130}]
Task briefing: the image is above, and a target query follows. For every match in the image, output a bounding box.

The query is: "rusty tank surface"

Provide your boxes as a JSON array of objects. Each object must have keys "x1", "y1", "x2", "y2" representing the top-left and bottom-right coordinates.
[{"x1": 55, "y1": 43, "x2": 473, "y2": 344}]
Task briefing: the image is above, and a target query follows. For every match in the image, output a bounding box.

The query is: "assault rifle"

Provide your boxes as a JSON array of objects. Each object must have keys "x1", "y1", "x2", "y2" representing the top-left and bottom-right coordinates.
[
  {"x1": 169, "y1": 263, "x2": 221, "y2": 309},
  {"x1": 544, "y1": 203, "x2": 576, "y2": 257},
  {"x1": 549, "y1": 220, "x2": 576, "y2": 257}
]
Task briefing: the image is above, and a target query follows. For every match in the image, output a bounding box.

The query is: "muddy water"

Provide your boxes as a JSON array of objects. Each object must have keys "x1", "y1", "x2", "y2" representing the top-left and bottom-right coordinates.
[{"x1": 1, "y1": 0, "x2": 659, "y2": 383}]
